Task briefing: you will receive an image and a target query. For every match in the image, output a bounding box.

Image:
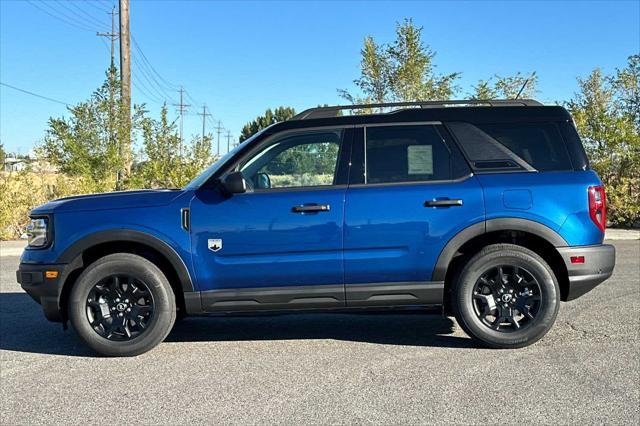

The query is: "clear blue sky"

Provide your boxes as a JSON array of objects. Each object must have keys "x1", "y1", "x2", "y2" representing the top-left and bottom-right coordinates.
[{"x1": 1, "y1": 0, "x2": 639, "y2": 155}]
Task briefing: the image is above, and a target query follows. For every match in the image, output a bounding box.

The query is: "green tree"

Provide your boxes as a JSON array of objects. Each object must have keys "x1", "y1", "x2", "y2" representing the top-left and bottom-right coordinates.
[
  {"x1": 239, "y1": 106, "x2": 296, "y2": 142},
  {"x1": 0, "y1": 142, "x2": 5, "y2": 166},
  {"x1": 132, "y1": 105, "x2": 213, "y2": 189},
  {"x1": 470, "y1": 72, "x2": 538, "y2": 100},
  {"x1": 41, "y1": 65, "x2": 140, "y2": 191},
  {"x1": 341, "y1": 18, "x2": 460, "y2": 104},
  {"x1": 567, "y1": 54, "x2": 640, "y2": 226},
  {"x1": 133, "y1": 105, "x2": 182, "y2": 188},
  {"x1": 183, "y1": 133, "x2": 213, "y2": 181},
  {"x1": 338, "y1": 36, "x2": 390, "y2": 106}
]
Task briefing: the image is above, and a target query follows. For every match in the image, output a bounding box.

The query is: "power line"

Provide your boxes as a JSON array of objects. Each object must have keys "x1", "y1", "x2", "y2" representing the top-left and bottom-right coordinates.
[
  {"x1": 84, "y1": 1, "x2": 112, "y2": 14},
  {"x1": 130, "y1": 41, "x2": 178, "y2": 102},
  {"x1": 132, "y1": 55, "x2": 173, "y2": 102},
  {"x1": 26, "y1": 0, "x2": 95, "y2": 32},
  {"x1": 131, "y1": 37, "x2": 179, "y2": 91},
  {"x1": 132, "y1": 73, "x2": 166, "y2": 104},
  {"x1": 62, "y1": 1, "x2": 110, "y2": 30},
  {"x1": 1, "y1": 82, "x2": 71, "y2": 106}
]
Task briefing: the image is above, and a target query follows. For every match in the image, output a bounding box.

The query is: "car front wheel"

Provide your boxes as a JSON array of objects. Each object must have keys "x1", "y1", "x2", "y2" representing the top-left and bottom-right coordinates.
[
  {"x1": 68, "y1": 253, "x2": 176, "y2": 357},
  {"x1": 453, "y1": 244, "x2": 560, "y2": 349}
]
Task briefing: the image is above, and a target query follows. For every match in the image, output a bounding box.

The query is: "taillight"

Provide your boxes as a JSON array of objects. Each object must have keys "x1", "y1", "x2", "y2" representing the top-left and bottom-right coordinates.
[{"x1": 588, "y1": 185, "x2": 607, "y2": 232}]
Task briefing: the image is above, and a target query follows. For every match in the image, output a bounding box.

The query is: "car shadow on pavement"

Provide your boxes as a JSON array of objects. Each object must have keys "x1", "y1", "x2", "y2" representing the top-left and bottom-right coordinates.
[
  {"x1": 0, "y1": 293, "x2": 94, "y2": 357},
  {"x1": 0, "y1": 292, "x2": 474, "y2": 357},
  {"x1": 166, "y1": 311, "x2": 474, "y2": 349}
]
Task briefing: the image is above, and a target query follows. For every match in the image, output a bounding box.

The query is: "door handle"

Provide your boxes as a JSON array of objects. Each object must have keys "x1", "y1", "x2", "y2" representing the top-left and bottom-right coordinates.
[
  {"x1": 424, "y1": 199, "x2": 463, "y2": 207},
  {"x1": 292, "y1": 204, "x2": 331, "y2": 213}
]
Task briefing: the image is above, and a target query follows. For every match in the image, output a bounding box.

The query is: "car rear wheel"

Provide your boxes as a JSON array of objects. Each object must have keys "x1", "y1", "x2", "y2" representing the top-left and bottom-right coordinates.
[
  {"x1": 68, "y1": 253, "x2": 176, "y2": 356},
  {"x1": 452, "y1": 244, "x2": 560, "y2": 349}
]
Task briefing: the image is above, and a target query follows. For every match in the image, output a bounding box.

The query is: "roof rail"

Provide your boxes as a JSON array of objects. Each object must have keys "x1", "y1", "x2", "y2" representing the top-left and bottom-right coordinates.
[{"x1": 290, "y1": 99, "x2": 543, "y2": 120}]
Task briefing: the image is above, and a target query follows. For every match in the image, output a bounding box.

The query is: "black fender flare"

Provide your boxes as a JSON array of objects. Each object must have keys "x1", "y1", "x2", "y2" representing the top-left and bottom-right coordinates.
[
  {"x1": 431, "y1": 218, "x2": 568, "y2": 281},
  {"x1": 57, "y1": 229, "x2": 194, "y2": 293}
]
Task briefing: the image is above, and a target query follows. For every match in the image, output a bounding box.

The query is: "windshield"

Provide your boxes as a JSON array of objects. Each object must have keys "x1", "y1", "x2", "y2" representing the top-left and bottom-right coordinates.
[{"x1": 184, "y1": 129, "x2": 267, "y2": 189}]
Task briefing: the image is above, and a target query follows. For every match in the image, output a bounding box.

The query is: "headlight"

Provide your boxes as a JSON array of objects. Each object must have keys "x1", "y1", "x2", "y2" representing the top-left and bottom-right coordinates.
[{"x1": 26, "y1": 217, "x2": 49, "y2": 247}]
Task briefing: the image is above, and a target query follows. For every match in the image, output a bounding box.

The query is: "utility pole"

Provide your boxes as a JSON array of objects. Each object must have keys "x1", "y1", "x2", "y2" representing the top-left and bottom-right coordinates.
[
  {"x1": 225, "y1": 131, "x2": 232, "y2": 153},
  {"x1": 98, "y1": 6, "x2": 119, "y2": 186},
  {"x1": 173, "y1": 87, "x2": 191, "y2": 159},
  {"x1": 214, "y1": 121, "x2": 224, "y2": 157},
  {"x1": 118, "y1": 0, "x2": 131, "y2": 189},
  {"x1": 97, "y1": 7, "x2": 118, "y2": 67},
  {"x1": 197, "y1": 105, "x2": 211, "y2": 145}
]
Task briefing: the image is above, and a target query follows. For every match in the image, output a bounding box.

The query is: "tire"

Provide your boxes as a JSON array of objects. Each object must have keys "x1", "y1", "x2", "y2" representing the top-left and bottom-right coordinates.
[
  {"x1": 452, "y1": 244, "x2": 560, "y2": 349},
  {"x1": 68, "y1": 253, "x2": 176, "y2": 357}
]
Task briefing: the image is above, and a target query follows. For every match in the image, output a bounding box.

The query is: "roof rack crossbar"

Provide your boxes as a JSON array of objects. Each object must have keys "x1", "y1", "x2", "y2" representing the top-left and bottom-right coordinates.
[{"x1": 290, "y1": 99, "x2": 543, "y2": 120}]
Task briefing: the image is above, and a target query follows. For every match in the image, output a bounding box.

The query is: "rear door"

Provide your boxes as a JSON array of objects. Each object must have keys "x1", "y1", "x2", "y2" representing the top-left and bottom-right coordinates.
[{"x1": 343, "y1": 123, "x2": 484, "y2": 307}]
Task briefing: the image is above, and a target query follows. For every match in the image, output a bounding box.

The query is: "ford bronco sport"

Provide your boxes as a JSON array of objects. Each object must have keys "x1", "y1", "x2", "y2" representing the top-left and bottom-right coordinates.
[{"x1": 17, "y1": 100, "x2": 615, "y2": 356}]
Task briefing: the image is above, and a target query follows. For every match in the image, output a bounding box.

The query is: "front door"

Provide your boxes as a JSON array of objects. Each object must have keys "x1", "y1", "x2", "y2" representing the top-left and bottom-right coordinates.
[
  {"x1": 343, "y1": 124, "x2": 485, "y2": 306},
  {"x1": 190, "y1": 127, "x2": 351, "y2": 312}
]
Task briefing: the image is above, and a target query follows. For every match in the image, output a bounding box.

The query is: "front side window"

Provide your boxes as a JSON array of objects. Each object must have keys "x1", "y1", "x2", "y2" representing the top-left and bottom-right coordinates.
[
  {"x1": 365, "y1": 125, "x2": 453, "y2": 184},
  {"x1": 239, "y1": 130, "x2": 342, "y2": 189}
]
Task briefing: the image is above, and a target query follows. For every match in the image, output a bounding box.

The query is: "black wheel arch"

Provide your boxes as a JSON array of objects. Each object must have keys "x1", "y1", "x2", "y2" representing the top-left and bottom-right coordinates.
[
  {"x1": 56, "y1": 230, "x2": 194, "y2": 323},
  {"x1": 435, "y1": 218, "x2": 570, "y2": 311},
  {"x1": 57, "y1": 229, "x2": 194, "y2": 292}
]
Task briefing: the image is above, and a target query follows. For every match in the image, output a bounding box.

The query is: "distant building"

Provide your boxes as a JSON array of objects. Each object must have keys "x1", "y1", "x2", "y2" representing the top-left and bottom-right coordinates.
[{"x1": 3, "y1": 157, "x2": 27, "y2": 172}]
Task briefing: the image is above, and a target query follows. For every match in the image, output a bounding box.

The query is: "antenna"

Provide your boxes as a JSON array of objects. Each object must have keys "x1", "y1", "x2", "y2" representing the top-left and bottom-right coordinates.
[{"x1": 515, "y1": 72, "x2": 537, "y2": 99}]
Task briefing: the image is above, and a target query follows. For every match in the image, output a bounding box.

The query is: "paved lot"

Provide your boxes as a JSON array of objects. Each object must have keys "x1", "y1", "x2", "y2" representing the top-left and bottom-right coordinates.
[{"x1": 1, "y1": 241, "x2": 638, "y2": 425}]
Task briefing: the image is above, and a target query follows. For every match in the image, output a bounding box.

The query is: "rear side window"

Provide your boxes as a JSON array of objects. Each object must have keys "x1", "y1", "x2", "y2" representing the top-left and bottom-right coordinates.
[
  {"x1": 478, "y1": 122, "x2": 573, "y2": 171},
  {"x1": 365, "y1": 125, "x2": 457, "y2": 184}
]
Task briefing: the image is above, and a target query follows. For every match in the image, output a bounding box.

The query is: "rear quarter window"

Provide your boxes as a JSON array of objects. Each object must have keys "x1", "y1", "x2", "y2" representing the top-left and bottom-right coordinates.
[{"x1": 478, "y1": 122, "x2": 573, "y2": 172}]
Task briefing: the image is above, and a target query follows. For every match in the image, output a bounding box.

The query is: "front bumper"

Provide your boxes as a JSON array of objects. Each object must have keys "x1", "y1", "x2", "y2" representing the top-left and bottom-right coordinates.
[
  {"x1": 557, "y1": 244, "x2": 616, "y2": 301},
  {"x1": 16, "y1": 263, "x2": 66, "y2": 322}
]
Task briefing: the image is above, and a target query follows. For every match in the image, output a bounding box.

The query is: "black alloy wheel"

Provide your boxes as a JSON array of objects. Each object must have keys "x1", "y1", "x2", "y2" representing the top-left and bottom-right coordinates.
[
  {"x1": 472, "y1": 265, "x2": 542, "y2": 332},
  {"x1": 86, "y1": 274, "x2": 155, "y2": 341}
]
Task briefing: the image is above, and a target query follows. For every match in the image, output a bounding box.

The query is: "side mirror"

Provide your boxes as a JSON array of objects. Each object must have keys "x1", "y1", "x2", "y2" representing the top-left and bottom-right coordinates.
[
  {"x1": 221, "y1": 171, "x2": 247, "y2": 195},
  {"x1": 255, "y1": 172, "x2": 271, "y2": 189}
]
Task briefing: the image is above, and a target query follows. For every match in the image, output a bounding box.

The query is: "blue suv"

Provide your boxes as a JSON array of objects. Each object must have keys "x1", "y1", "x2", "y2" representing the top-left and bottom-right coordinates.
[{"x1": 17, "y1": 100, "x2": 615, "y2": 356}]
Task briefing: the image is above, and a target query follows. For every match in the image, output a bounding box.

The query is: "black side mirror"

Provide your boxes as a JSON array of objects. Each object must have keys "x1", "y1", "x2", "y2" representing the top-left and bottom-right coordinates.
[{"x1": 221, "y1": 171, "x2": 247, "y2": 195}]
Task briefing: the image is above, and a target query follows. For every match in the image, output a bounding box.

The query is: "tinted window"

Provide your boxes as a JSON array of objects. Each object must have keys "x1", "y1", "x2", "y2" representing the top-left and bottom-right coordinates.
[
  {"x1": 365, "y1": 125, "x2": 452, "y2": 184},
  {"x1": 240, "y1": 131, "x2": 341, "y2": 189},
  {"x1": 559, "y1": 121, "x2": 589, "y2": 170},
  {"x1": 478, "y1": 123, "x2": 573, "y2": 171}
]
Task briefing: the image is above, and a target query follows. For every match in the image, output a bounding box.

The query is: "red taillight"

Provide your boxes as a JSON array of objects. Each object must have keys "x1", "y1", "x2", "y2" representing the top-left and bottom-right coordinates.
[
  {"x1": 570, "y1": 256, "x2": 585, "y2": 264},
  {"x1": 588, "y1": 185, "x2": 607, "y2": 232}
]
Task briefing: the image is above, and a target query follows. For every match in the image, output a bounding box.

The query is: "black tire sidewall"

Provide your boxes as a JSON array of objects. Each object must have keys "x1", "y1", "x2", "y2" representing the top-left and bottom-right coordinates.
[
  {"x1": 454, "y1": 245, "x2": 560, "y2": 348},
  {"x1": 69, "y1": 253, "x2": 176, "y2": 357}
]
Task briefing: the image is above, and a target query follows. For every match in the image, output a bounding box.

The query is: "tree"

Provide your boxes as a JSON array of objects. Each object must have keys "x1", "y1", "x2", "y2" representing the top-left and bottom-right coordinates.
[
  {"x1": 340, "y1": 18, "x2": 460, "y2": 104},
  {"x1": 133, "y1": 105, "x2": 182, "y2": 188},
  {"x1": 239, "y1": 107, "x2": 296, "y2": 142},
  {"x1": 183, "y1": 133, "x2": 213, "y2": 182},
  {"x1": 41, "y1": 66, "x2": 126, "y2": 191},
  {"x1": 132, "y1": 105, "x2": 214, "y2": 189},
  {"x1": 0, "y1": 142, "x2": 5, "y2": 166},
  {"x1": 566, "y1": 55, "x2": 640, "y2": 226},
  {"x1": 470, "y1": 72, "x2": 538, "y2": 100},
  {"x1": 338, "y1": 36, "x2": 390, "y2": 106}
]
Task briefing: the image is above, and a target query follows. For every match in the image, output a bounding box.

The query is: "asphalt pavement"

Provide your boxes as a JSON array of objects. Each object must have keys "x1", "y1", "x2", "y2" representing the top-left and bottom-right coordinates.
[{"x1": 1, "y1": 240, "x2": 638, "y2": 425}]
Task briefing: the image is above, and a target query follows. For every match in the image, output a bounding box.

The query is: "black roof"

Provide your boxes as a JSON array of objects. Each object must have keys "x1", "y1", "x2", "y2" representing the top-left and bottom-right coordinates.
[{"x1": 267, "y1": 101, "x2": 572, "y2": 135}]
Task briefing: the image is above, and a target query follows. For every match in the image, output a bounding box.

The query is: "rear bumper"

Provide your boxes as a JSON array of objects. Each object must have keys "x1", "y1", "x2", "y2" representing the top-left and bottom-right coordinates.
[
  {"x1": 16, "y1": 263, "x2": 66, "y2": 322},
  {"x1": 557, "y1": 244, "x2": 615, "y2": 301}
]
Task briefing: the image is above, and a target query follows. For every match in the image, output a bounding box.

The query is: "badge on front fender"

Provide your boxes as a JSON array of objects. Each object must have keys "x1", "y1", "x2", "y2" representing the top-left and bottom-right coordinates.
[{"x1": 208, "y1": 239, "x2": 222, "y2": 252}]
